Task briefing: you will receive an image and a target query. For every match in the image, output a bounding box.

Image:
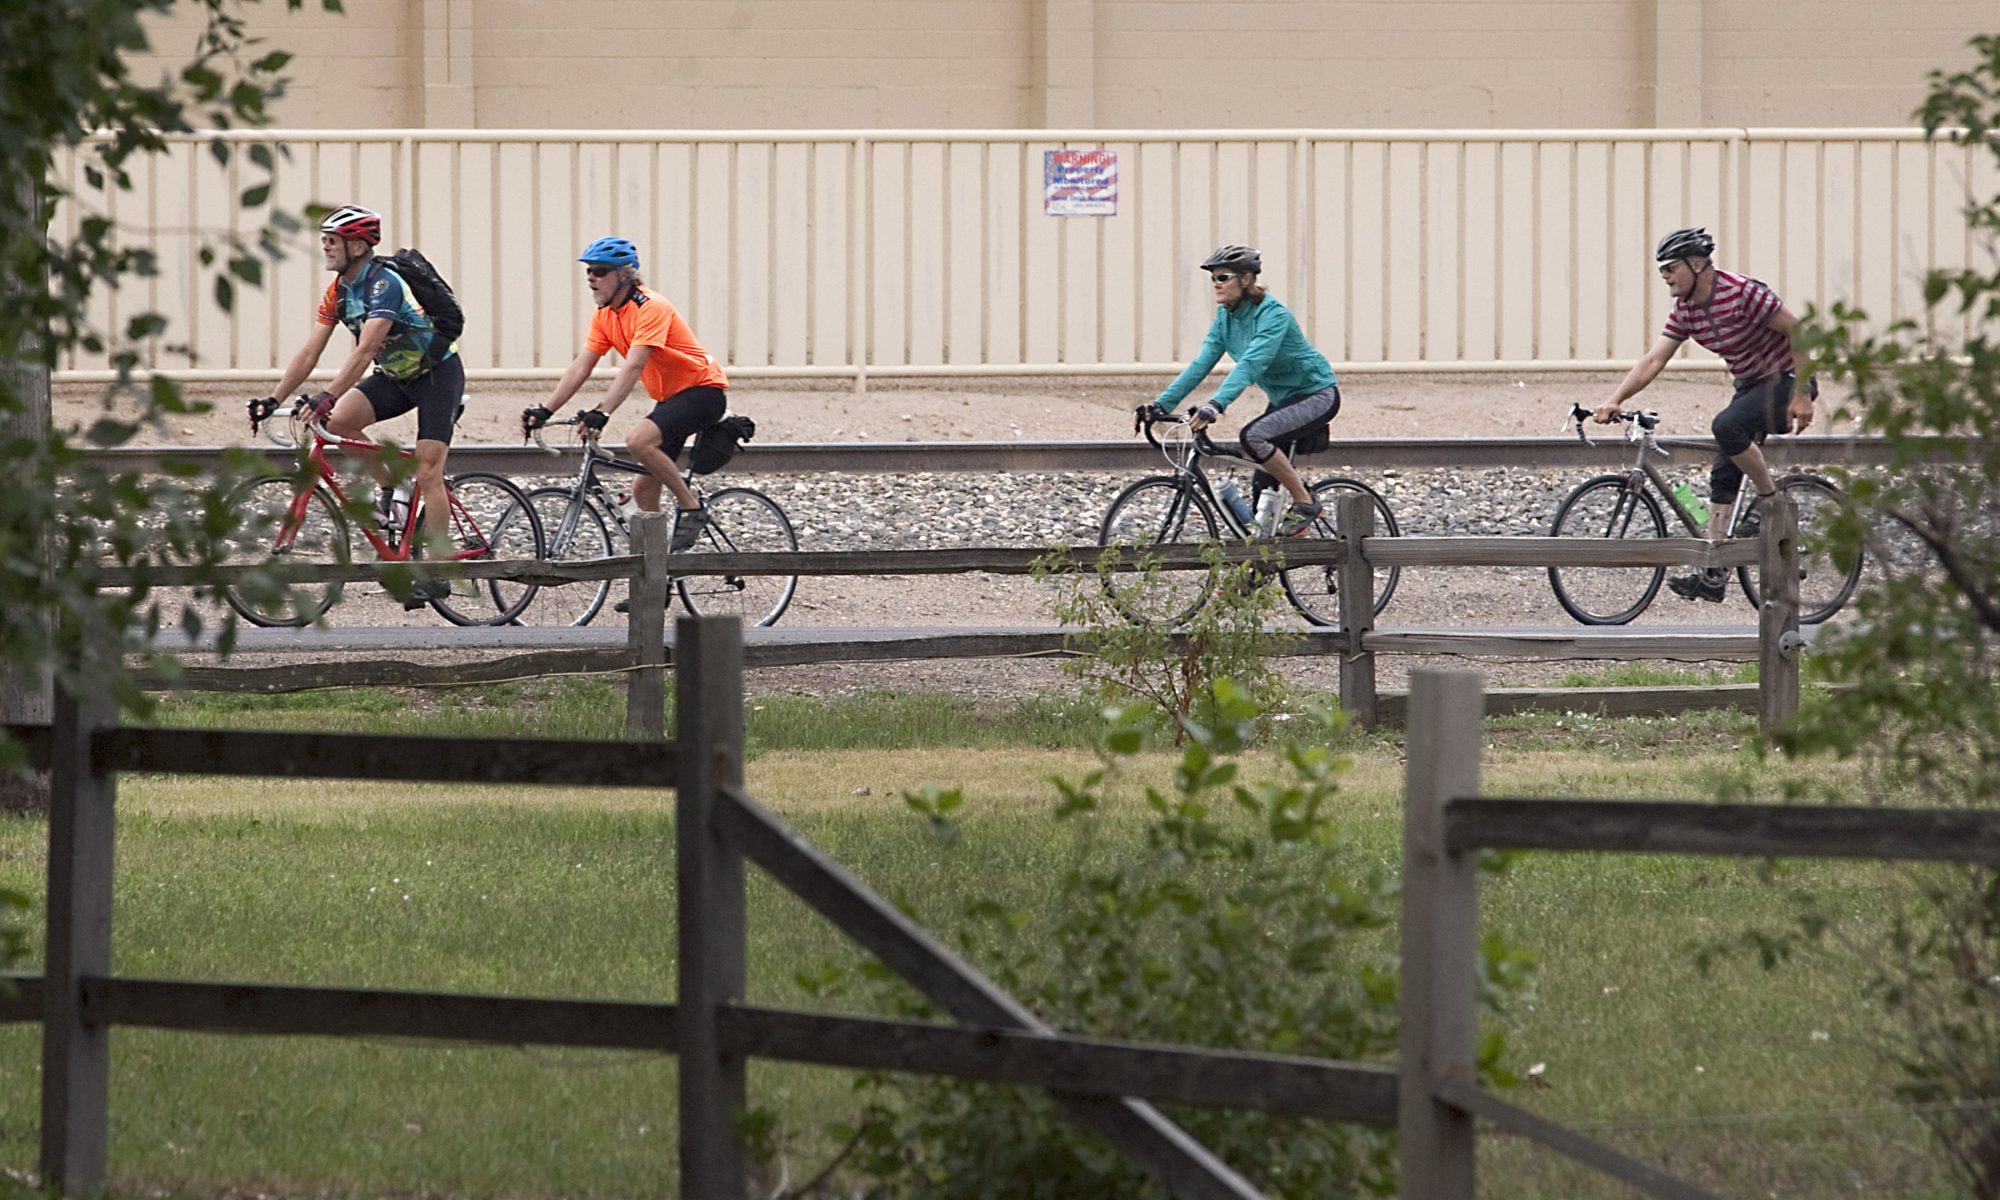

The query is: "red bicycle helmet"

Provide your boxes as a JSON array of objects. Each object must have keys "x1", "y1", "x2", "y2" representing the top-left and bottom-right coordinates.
[{"x1": 319, "y1": 204, "x2": 382, "y2": 246}]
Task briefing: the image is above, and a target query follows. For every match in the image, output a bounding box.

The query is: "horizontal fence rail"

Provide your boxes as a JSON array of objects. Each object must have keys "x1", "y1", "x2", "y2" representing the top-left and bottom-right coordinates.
[
  {"x1": 74, "y1": 433, "x2": 1927, "y2": 476},
  {"x1": 49, "y1": 128, "x2": 1992, "y2": 384},
  {"x1": 1398, "y1": 670, "x2": 2000, "y2": 1200}
]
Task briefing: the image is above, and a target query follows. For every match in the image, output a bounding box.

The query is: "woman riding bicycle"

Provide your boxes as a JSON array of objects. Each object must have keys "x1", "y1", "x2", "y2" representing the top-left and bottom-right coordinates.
[
  {"x1": 520, "y1": 235, "x2": 727, "y2": 557},
  {"x1": 1138, "y1": 244, "x2": 1341, "y2": 536}
]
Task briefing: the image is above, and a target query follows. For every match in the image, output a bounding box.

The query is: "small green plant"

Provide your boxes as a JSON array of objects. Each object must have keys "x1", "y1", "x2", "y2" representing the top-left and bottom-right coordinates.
[
  {"x1": 788, "y1": 681, "x2": 1533, "y2": 1198},
  {"x1": 1037, "y1": 543, "x2": 1296, "y2": 744}
]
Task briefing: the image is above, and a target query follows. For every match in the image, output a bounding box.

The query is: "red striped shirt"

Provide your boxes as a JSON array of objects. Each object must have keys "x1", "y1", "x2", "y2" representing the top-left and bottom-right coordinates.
[{"x1": 1662, "y1": 270, "x2": 1792, "y2": 381}]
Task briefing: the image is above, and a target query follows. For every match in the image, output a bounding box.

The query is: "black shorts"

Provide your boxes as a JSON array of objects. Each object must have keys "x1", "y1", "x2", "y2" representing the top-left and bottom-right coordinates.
[
  {"x1": 644, "y1": 385, "x2": 729, "y2": 462},
  {"x1": 1240, "y1": 384, "x2": 1341, "y2": 463},
  {"x1": 1708, "y1": 373, "x2": 1795, "y2": 501},
  {"x1": 360, "y1": 354, "x2": 465, "y2": 445}
]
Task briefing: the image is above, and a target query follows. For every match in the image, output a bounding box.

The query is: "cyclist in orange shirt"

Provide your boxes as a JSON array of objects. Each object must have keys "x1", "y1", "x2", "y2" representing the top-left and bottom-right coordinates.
[{"x1": 521, "y1": 236, "x2": 727, "y2": 554}]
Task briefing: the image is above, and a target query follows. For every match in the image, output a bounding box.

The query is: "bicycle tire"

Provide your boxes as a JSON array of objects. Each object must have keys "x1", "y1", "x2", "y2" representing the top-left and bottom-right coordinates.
[
  {"x1": 1548, "y1": 474, "x2": 1668, "y2": 625},
  {"x1": 1734, "y1": 474, "x2": 1863, "y2": 625},
  {"x1": 1097, "y1": 476, "x2": 1219, "y2": 626},
  {"x1": 675, "y1": 487, "x2": 799, "y2": 627},
  {"x1": 1279, "y1": 477, "x2": 1403, "y2": 628},
  {"x1": 512, "y1": 486, "x2": 615, "y2": 627},
  {"x1": 427, "y1": 472, "x2": 546, "y2": 626},
  {"x1": 220, "y1": 475, "x2": 352, "y2": 627}
]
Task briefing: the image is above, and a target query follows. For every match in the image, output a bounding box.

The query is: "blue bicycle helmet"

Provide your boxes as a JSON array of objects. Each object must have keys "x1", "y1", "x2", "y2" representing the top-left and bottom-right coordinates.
[{"x1": 579, "y1": 236, "x2": 640, "y2": 269}]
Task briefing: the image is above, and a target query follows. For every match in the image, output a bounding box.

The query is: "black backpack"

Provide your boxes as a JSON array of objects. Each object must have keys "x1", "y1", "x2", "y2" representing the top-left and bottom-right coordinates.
[
  {"x1": 689, "y1": 412, "x2": 756, "y2": 475},
  {"x1": 382, "y1": 247, "x2": 465, "y2": 353}
]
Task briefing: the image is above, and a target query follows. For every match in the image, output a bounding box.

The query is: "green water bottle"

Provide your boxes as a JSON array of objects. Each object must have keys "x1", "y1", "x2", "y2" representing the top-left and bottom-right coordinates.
[{"x1": 1670, "y1": 480, "x2": 1710, "y2": 526}]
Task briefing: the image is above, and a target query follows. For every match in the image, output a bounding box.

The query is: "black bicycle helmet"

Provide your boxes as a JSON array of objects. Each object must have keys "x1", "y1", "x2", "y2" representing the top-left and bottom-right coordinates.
[
  {"x1": 1654, "y1": 226, "x2": 1715, "y2": 265},
  {"x1": 1200, "y1": 244, "x2": 1262, "y2": 275}
]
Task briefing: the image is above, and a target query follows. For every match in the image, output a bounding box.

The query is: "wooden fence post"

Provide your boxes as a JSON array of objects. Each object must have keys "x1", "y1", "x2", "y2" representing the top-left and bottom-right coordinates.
[
  {"x1": 1756, "y1": 492, "x2": 1800, "y2": 735},
  {"x1": 1336, "y1": 492, "x2": 1378, "y2": 730},
  {"x1": 625, "y1": 512, "x2": 670, "y2": 737},
  {"x1": 1399, "y1": 669, "x2": 1483, "y2": 1199},
  {"x1": 41, "y1": 684, "x2": 117, "y2": 1196},
  {"x1": 675, "y1": 616, "x2": 748, "y2": 1198}
]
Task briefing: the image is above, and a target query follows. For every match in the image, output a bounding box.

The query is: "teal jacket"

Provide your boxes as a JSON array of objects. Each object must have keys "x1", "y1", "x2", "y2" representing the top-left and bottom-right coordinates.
[{"x1": 1153, "y1": 295, "x2": 1337, "y2": 414}]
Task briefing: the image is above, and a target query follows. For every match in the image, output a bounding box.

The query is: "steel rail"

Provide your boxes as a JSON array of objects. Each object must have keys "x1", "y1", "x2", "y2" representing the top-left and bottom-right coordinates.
[{"x1": 78, "y1": 434, "x2": 1918, "y2": 476}]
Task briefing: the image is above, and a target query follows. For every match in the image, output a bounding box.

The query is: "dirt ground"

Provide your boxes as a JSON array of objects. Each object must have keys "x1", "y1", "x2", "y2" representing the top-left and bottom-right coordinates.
[
  {"x1": 63, "y1": 369, "x2": 1841, "y2": 702},
  {"x1": 55, "y1": 368, "x2": 1854, "y2": 449}
]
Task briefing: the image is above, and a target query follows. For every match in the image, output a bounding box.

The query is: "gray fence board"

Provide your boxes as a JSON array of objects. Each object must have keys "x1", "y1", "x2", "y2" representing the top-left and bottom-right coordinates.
[
  {"x1": 98, "y1": 728, "x2": 677, "y2": 788},
  {"x1": 1447, "y1": 800, "x2": 2000, "y2": 864}
]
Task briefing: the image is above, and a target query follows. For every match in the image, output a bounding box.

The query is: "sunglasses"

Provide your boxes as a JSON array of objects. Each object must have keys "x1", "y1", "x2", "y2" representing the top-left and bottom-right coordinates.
[
  {"x1": 585, "y1": 265, "x2": 618, "y2": 279},
  {"x1": 1209, "y1": 272, "x2": 1240, "y2": 284}
]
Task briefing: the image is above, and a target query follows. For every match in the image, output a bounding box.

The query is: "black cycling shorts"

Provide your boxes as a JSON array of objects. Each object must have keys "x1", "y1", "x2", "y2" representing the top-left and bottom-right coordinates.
[
  {"x1": 360, "y1": 354, "x2": 465, "y2": 445},
  {"x1": 1708, "y1": 373, "x2": 1795, "y2": 501},
  {"x1": 644, "y1": 384, "x2": 729, "y2": 463}
]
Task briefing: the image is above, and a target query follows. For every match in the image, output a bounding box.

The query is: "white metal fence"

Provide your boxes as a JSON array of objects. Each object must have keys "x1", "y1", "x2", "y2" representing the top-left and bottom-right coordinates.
[{"x1": 51, "y1": 128, "x2": 1994, "y2": 384}]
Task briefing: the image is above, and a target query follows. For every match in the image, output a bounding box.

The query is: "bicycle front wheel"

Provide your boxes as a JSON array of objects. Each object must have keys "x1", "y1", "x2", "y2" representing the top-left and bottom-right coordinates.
[
  {"x1": 513, "y1": 487, "x2": 615, "y2": 627},
  {"x1": 1735, "y1": 474, "x2": 1863, "y2": 625},
  {"x1": 676, "y1": 487, "x2": 799, "y2": 627},
  {"x1": 1097, "y1": 476, "x2": 1219, "y2": 626},
  {"x1": 220, "y1": 475, "x2": 352, "y2": 627},
  {"x1": 428, "y1": 472, "x2": 546, "y2": 626},
  {"x1": 1279, "y1": 477, "x2": 1402, "y2": 628},
  {"x1": 1548, "y1": 475, "x2": 1668, "y2": 625}
]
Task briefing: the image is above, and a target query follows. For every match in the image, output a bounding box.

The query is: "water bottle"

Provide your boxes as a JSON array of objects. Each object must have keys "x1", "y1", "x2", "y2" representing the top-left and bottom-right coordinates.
[
  {"x1": 1670, "y1": 480, "x2": 1710, "y2": 526},
  {"x1": 1252, "y1": 487, "x2": 1282, "y2": 536},
  {"x1": 612, "y1": 491, "x2": 643, "y2": 523},
  {"x1": 386, "y1": 482, "x2": 412, "y2": 532},
  {"x1": 1217, "y1": 480, "x2": 1254, "y2": 525}
]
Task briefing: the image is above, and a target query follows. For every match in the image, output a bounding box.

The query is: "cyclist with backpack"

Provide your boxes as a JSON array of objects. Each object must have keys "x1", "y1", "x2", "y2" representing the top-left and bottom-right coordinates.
[
  {"x1": 520, "y1": 236, "x2": 727, "y2": 560},
  {"x1": 1138, "y1": 245, "x2": 1341, "y2": 536},
  {"x1": 250, "y1": 203, "x2": 465, "y2": 605},
  {"x1": 1592, "y1": 226, "x2": 1817, "y2": 603}
]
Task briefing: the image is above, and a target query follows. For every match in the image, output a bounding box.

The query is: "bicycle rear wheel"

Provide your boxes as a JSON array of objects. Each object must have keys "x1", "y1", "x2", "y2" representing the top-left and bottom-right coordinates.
[
  {"x1": 427, "y1": 472, "x2": 546, "y2": 626},
  {"x1": 676, "y1": 487, "x2": 798, "y2": 627},
  {"x1": 1097, "y1": 476, "x2": 1218, "y2": 626},
  {"x1": 1548, "y1": 475, "x2": 1668, "y2": 625},
  {"x1": 1279, "y1": 477, "x2": 1402, "y2": 627},
  {"x1": 512, "y1": 487, "x2": 615, "y2": 627},
  {"x1": 220, "y1": 475, "x2": 352, "y2": 627},
  {"x1": 1735, "y1": 474, "x2": 1863, "y2": 624}
]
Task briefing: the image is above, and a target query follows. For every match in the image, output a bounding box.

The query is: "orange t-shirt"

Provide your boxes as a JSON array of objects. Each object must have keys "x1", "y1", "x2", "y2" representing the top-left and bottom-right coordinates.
[{"x1": 585, "y1": 286, "x2": 727, "y2": 401}]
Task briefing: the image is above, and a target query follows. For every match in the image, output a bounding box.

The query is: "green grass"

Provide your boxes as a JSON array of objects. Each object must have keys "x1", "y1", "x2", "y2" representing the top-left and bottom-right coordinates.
[
  {"x1": 1549, "y1": 661, "x2": 1760, "y2": 688},
  {"x1": 0, "y1": 691, "x2": 1963, "y2": 1198}
]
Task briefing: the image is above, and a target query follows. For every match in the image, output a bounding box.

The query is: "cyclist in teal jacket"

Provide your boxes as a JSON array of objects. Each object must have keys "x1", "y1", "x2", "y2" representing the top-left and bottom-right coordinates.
[{"x1": 1142, "y1": 245, "x2": 1340, "y2": 534}]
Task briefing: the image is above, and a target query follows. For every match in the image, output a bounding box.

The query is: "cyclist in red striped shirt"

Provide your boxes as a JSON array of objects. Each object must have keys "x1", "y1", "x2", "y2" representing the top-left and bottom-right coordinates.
[{"x1": 1593, "y1": 227, "x2": 1817, "y2": 602}]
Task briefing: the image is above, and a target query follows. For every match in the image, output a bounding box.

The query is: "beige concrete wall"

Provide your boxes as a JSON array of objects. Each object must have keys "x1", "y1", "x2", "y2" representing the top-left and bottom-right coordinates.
[{"x1": 130, "y1": 1, "x2": 1991, "y2": 130}]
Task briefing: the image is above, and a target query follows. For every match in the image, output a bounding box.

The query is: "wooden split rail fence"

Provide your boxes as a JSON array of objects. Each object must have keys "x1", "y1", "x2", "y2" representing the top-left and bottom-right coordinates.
[
  {"x1": 6, "y1": 621, "x2": 1992, "y2": 1198},
  {"x1": 126, "y1": 496, "x2": 1811, "y2": 734}
]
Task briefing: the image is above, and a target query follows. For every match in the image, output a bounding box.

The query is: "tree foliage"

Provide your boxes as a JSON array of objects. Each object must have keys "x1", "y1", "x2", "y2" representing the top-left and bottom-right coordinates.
[
  {"x1": 1, "y1": 0, "x2": 337, "y2": 751},
  {"x1": 1779, "y1": 31, "x2": 2000, "y2": 1195}
]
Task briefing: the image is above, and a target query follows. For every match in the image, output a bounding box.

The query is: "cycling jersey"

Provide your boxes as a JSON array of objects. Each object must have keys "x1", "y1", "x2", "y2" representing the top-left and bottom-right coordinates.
[
  {"x1": 586, "y1": 286, "x2": 728, "y2": 400},
  {"x1": 315, "y1": 261, "x2": 453, "y2": 381},
  {"x1": 1662, "y1": 270, "x2": 1792, "y2": 381},
  {"x1": 1153, "y1": 295, "x2": 1337, "y2": 414}
]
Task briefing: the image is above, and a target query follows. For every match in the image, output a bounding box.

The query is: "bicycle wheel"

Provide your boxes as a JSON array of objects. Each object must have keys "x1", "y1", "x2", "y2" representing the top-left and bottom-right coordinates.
[
  {"x1": 427, "y1": 472, "x2": 546, "y2": 626},
  {"x1": 219, "y1": 475, "x2": 352, "y2": 627},
  {"x1": 1279, "y1": 477, "x2": 1403, "y2": 627},
  {"x1": 676, "y1": 487, "x2": 799, "y2": 627},
  {"x1": 1735, "y1": 474, "x2": 1863, "y2": 625},
  {"x1": 511, "y1": 487, "x2": 616, "y2": 627},
  {"x1": 1097, "y1": 476, "x2": 1219, "y2": 626},
  {"x1": 1548, "y1": 475, "x2": 1668, "y2": 625}
]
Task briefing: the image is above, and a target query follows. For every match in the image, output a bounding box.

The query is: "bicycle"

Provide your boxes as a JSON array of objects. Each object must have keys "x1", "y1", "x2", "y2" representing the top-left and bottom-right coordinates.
[
  {"x1": 1099, "y1": 409, "x2": 1400, "y2": 627},
  {"x1": 227, "y1": 396, "x2": 546, "y2": 627},
  {"x1": 1547, "y1": 402, "x2": 1862, "y2": 625},
  {"x1": 517, "y1": 415, "x2": 798, "y2": 628}
]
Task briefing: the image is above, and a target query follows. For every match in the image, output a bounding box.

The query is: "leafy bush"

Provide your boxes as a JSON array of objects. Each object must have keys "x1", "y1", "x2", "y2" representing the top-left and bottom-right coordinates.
[
  {"x1": 1037, "y1": 543, "x2": 1297, "y2": 744},
  {"x1": 781, "y1": 683, "x2": 1532, "y2": 1198}
]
